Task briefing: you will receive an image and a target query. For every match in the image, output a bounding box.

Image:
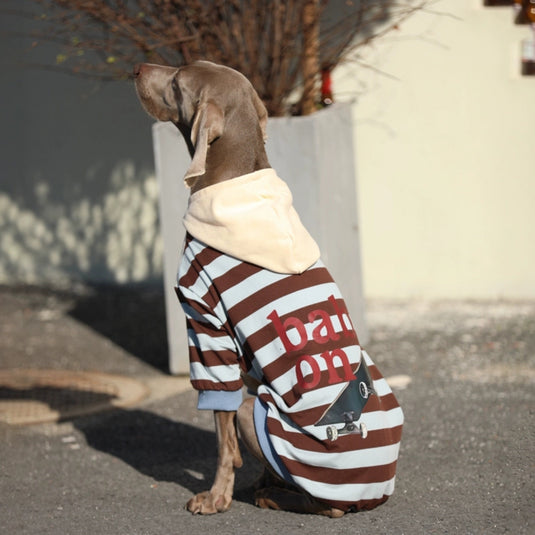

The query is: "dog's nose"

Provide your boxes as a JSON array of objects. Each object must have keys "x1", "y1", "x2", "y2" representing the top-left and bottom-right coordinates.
[{"x1": 133, "y1": 63, "x2": 143, "y2": 77}]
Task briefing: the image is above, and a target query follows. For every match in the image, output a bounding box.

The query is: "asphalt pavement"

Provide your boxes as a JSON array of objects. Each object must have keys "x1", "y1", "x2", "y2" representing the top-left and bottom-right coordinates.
[{"x1": 0, "y1": 285, "x2": 533, "y2": 534}]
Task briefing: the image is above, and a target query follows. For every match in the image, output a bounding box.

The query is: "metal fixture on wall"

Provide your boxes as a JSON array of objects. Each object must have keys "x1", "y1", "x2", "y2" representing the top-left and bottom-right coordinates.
[{"x1": 484, "y1": 0, "x2": 535, "y2": 75}]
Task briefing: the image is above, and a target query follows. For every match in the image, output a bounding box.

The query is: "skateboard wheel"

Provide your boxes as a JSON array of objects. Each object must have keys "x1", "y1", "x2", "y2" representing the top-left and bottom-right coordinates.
[
  {"x1": 327, "y1": 426, "x2": 338, "y2": 441},
  {"x1": 359, "y1": 423, "x2": 368, "y2": 439}
]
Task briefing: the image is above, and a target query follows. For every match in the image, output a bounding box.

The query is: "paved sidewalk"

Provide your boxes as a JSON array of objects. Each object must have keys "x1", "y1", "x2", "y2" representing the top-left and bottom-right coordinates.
[{"x1": 0, "y1": 286, "x2": 534, "y2": 534}]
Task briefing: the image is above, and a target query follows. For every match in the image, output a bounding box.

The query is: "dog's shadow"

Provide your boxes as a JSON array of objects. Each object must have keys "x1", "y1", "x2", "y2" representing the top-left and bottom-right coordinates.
[{"x1": 74, "y1": 406, "x2": 263, "y2": 503}]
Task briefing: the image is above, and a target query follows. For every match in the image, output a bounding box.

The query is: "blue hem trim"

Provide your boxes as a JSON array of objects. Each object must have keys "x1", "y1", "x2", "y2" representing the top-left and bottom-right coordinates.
[
  {"x1": 253, "y1": 398, "x2": 294, "y2": 483},
  {"x1": 197, "y1": 389, "x2": 243, "y2": 411}
]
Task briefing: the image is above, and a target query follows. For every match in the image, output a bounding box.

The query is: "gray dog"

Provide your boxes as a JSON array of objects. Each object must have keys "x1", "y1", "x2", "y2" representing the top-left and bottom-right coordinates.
[{"x1": 134, "y1": 61, "x2": 403, "y2": 517}]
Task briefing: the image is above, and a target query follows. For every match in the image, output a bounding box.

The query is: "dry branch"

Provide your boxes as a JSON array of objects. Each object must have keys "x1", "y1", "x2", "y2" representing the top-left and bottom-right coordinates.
[{"x1": 4, "y1": 0, "x2": 431, "y2": 116}]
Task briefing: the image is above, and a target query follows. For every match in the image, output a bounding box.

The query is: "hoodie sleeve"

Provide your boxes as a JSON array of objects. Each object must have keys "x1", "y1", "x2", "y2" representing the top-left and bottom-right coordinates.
[{"x1": 176, "y1": 283, "x2": 244, "y2": 411}]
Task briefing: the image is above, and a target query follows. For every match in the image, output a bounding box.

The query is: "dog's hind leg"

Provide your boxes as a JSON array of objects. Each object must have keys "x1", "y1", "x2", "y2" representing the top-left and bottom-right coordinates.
[
  {"x1": 255, "y1": 487, "x2": 345, "y2": 518},
  {"x1": 237, "y1": 399, "x2": 345, "y2": 517}
]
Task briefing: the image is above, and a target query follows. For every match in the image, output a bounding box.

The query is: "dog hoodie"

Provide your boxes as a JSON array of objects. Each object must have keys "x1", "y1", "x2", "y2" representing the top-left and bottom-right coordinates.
[{"x1": 176, "y1": 168, "x2": 404, "y2": 512}]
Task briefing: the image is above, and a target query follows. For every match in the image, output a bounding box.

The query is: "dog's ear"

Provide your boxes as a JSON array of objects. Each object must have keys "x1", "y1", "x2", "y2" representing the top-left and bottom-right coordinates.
[
  {"x1": 252, "y1": 90, "x2": 268, "y2": 142},
  {"x1": 184, "y1": 99, "x2": 224, "y2": 187}
]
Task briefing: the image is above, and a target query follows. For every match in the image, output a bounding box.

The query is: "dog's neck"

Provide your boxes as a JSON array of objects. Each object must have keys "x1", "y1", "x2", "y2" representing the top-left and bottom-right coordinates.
[{"x1": 184, "y1": 113, "x2": 270, "y2": 194}]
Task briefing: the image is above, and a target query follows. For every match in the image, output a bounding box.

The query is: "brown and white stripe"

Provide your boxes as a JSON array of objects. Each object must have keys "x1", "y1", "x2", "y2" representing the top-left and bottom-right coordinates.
[{"x1": 177, "y1": 234, "x2": 404, "y2": 512}]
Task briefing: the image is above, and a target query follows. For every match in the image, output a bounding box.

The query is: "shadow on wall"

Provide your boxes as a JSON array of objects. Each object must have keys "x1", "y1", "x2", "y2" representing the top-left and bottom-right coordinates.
[
  {"x1": 0, "y1": 71, "x2": 164, "y2": 285},
  {"x1": 0, "y1": 160, "x2": 163, "y2": 285},
  {"x1": 0, "y1": 12, "x2": 165, "y2": 286}
]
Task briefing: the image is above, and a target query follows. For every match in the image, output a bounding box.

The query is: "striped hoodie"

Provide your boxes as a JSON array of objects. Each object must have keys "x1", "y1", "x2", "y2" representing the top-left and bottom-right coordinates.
[{"x1": 176, "y1": 169, "x2": 404, "y2": 512}]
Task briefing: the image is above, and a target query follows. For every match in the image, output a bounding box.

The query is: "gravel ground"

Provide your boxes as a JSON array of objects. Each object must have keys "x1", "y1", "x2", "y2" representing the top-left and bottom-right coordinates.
[{"x1": 0, "y1": 285, "x2": 534, "y2": 534}]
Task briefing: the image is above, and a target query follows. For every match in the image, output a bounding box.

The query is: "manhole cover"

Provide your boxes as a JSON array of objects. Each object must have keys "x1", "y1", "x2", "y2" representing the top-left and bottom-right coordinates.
[{"x1": 0, "y1": 369, "x2": 149, "y2": 425}]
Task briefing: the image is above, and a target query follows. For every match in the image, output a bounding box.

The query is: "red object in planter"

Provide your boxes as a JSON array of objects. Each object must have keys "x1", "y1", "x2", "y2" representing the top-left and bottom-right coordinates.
[{"x1": 320, "y1": 68, "x2": 333, "y2": 107}]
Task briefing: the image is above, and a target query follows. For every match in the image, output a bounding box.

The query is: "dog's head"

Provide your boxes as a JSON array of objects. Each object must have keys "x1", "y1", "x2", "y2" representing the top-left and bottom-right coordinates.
[{"x1": 134, "y1": 60, "x2": 268, "y2": 186}]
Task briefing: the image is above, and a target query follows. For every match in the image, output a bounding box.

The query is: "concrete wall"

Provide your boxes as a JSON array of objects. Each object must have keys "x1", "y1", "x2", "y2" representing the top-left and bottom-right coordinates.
[{"x1": 337, "y1": 0, "x2": 535, "y2": 298}]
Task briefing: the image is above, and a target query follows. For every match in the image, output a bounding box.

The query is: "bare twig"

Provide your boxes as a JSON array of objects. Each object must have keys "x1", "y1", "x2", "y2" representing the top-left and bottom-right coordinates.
[{"x1": 2, "y1": 0, "x2": 432, "y2": 116}]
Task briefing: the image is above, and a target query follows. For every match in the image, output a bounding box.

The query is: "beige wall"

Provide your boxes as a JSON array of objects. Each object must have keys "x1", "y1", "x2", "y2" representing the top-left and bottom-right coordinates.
[{"x1": 338, "y1": 0, "x2": 535, "y2": 299}]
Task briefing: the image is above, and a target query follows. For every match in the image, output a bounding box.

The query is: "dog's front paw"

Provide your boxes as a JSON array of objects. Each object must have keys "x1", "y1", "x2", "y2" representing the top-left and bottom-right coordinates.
[{"x1": 186, "y1": 490, "x2": 232, "y2": 514}]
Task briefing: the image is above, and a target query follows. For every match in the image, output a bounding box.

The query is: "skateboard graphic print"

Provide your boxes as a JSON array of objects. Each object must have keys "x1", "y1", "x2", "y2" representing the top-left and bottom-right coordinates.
[{"x1": 315, "y1": 358, "x2": 376, "y2": 441}]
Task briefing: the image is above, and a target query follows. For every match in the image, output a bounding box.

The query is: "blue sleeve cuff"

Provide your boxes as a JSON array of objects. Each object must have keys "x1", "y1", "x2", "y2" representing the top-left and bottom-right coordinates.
[{"x1": 197, "y1": 389, "x2": 243, "y2": 411}]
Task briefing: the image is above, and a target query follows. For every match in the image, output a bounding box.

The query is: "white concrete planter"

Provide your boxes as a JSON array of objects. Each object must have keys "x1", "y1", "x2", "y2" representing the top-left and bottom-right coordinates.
[{"x1": 153, "y1": 102, "x2": 367, "y2": 374}]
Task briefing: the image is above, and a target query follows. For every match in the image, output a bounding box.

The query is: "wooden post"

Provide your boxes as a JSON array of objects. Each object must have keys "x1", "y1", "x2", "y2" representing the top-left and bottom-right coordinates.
[{"x1": 300, "y1": 0, "x2": 320, "y2": 115}]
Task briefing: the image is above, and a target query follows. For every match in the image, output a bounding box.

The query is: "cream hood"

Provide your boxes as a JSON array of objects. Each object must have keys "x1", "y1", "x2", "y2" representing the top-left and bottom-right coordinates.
[{"x1": 183, "y1": 168, "x2": 320, "y2": 274}]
